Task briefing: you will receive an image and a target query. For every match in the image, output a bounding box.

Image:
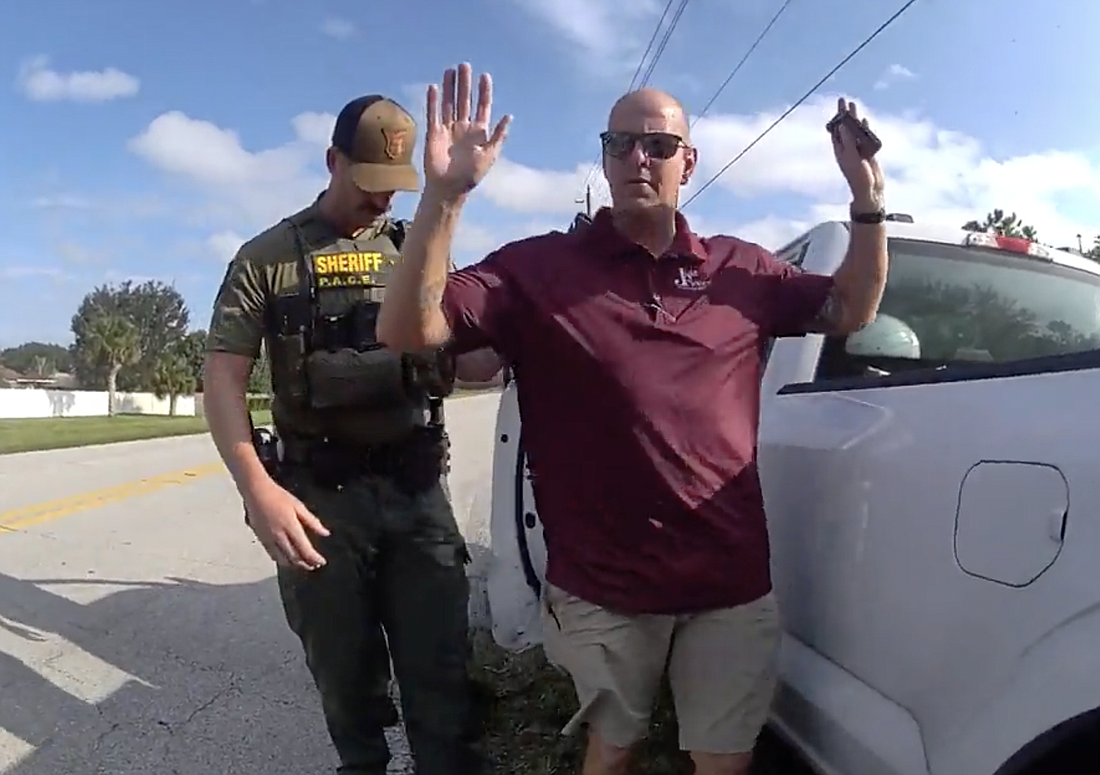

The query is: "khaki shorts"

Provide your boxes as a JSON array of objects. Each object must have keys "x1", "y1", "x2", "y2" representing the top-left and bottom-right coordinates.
[{"x1": 541, "y1": 583, "x2": 780, "y2": 754}]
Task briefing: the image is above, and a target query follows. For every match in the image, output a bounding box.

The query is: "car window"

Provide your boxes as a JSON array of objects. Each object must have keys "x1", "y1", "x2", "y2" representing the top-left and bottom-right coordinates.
[{"x1": 816, "y1": 238, "x2": 1100, "y2": 381}]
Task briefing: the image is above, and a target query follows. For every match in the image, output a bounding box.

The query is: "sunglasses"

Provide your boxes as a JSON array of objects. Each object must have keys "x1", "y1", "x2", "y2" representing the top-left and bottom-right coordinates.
[{"x1": 600, "y1": 131, "x2": 687, "y2": 160}]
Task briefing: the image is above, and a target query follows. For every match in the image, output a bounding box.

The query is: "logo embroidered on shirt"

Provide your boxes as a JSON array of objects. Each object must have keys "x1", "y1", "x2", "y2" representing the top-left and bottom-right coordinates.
[{"x1": 673, "y1": 266, "x2": 709, "y2": 291}]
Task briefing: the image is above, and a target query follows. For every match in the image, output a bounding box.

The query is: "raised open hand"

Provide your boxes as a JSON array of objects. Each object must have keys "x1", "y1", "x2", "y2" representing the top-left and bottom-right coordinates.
[{"x1": 424, "y1": 63, "x2": 512, "y2": 201}]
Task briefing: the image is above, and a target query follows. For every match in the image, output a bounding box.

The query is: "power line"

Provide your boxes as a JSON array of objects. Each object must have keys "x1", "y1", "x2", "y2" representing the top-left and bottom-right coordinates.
[
  {"x1": 579, "y1": 0, "x2": 694, "y2": 199},
  {"x1": 690, "y1": 0, "x2": 796, "y2": 129},
  {"x1": 626, "y1": 0, "x2": 678, "y2": 93},
  {"x1": 582, "y1": 0, "x2": 691, "y2": 192},
  {"x1": 682, "y1": 0, "x2": 920, "y2": 209},
  {"x1": 638, "y1": 0, "x2": 693, "y2": 89}
]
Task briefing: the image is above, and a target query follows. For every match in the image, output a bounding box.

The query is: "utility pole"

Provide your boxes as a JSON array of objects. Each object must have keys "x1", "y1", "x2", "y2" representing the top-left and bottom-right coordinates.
[{"x1": 574, "y1": 185, "x2": 593, "y2": 218}]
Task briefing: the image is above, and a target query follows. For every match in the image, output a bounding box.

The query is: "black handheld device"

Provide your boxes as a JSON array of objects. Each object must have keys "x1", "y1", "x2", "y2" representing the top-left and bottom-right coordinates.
[{"x1": 826, "y1": 111, "x2": 882, "y2": 159}]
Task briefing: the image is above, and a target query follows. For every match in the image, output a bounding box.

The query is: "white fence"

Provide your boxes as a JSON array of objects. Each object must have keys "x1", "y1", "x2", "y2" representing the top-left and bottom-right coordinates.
[{"x1": 0, "y1": 389, "x2": 198, "y2": 419}]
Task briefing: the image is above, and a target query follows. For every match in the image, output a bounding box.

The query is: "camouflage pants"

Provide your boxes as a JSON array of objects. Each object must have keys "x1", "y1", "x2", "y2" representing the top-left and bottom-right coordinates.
[{"x1": 275, "y1": 471, "x2": 483, "y2": 775}]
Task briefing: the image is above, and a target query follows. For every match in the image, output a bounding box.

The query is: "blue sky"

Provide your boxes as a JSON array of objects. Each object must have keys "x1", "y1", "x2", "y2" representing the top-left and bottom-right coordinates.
[{"x1": 1, "y1": 0, "x2": 1099, "y2": 349}]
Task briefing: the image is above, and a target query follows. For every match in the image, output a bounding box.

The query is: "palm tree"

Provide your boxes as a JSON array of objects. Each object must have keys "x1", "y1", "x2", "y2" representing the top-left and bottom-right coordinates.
[
  {"x1": 30, "y1": 355, "x2": 52, "y2": 378},
  {"x1": 151, "y1": 349, "x2": 198, "y2": 416},
  {"x1": 84, "y1": 314, "x2": 142, "y2": 416},
  {"x1": 1087, "y1": 235, "x2": 1100, "y2": 263},
  {"x1": 962, "y1": 209, "x2": 1038, "y2": 240}
]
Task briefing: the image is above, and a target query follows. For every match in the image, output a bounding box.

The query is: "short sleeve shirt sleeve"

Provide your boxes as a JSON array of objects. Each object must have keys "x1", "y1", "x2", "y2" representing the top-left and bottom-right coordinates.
[
  {"x1": 206, "y1": 251, "x2": 269, "y2": 357},
  {"x1": 441, "y1": 250, "x2": 518, "y2": 358},
  {"x1": 755, "y1": 246, "x2": 835, "y2": 337}
]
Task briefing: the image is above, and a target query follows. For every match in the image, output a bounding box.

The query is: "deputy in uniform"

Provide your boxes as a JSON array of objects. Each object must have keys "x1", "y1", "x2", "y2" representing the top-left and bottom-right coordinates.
[{"x1": 202, "y1": 94, "x2": 486, "y2": 775}]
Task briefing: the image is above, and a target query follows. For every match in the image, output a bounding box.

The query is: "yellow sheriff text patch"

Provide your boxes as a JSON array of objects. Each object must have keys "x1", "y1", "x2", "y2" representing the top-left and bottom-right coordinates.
[{"x1": 312, "y1": 251, "x2": 389, "y2": 288}]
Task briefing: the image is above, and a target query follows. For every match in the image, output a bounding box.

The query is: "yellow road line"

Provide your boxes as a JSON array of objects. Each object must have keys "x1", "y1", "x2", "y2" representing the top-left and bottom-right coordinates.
[{"x1": 0, "y1": 462, "x2": 226, "y2": 533}]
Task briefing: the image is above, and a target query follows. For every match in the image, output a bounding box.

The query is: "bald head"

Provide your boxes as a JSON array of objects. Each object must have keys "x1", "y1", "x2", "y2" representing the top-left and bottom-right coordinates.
[
  {"x1": 608, "y1": 88, "x2": 690, "y2": 142},
  {"x1": 601, "y1": 86, "x2": 698, "y2": 216}
]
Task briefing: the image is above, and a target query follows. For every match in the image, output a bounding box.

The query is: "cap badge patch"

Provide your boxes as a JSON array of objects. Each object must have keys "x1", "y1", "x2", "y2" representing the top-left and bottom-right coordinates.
[{"x1": 381, "y1": 127, "x2": 408, "y2": 160}]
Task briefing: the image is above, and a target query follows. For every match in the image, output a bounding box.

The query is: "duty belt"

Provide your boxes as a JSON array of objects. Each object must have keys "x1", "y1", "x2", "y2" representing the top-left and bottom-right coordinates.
[
  {"x1": 280, "y1": 426, "x2": 447, "y2": 495},
  {"x1": 281, "y1": 437, "x2": 404, "y2": 482}
]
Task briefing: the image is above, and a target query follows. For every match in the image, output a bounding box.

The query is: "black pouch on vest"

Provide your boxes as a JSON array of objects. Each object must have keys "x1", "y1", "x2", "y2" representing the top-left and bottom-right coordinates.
[
  {"x1": 393, "y1": 426, "x2": 448, "y2": 496},
  {"x1": 305, "y1": 347, "x2": 408, "y2": 410}
]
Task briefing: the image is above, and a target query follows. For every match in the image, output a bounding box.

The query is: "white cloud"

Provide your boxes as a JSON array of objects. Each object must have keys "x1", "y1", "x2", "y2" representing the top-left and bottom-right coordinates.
[
  {"x1": 699, "y1": 93, "x2": 1095, "y2": 246},
  {"x1": 29, "y1": 193, "x2": 166, "y2": 219},
  {"x1": 207, "y1": 231, "x2": 247, "y2": 261},
  {"x1": 53, "y1": 240, "x2": 103, "y2": 266},
  {"x1": 129, "y1": 93, "x2": 1100, "y2": 264},
  {"x1": 479, "y1": 158, "x2": 610, "y2": 216},
  {"x1": 874, "y1": 63, "x2": 917, "y2": 91},
  {"x1": 128, "y1": 109, "x2": 335, "y2": 229},
  {"x1": 453, "y1": 223, "x2": 502, "y2": 257},
  {"x1": 504, "y1": 0, "x2": 666, "y2": 75},
  {"x1": 453, "y1": 217, "x2": 566, "y2": 263},
  {"x1": 320, "y1": 17, "x2": 357, "y2": 39},
  {"x1": 290, "y1": 111, "x2": 336, "y2": 147},
  {"x1": 696, "y1": 214, "x2": 811, "y2": 253},
  {"x1": 0, "y1": 265, "x2": 74, "y2": 282},
  {"x1": 17, "y1": 56, "x2": 139, "y2": 103},
  {"x1": 480, "y1": 92, "x2": 1100, "y2": 250},
  {"x1": 30, "y1": 195, "x2": 95, "y2": 210}
]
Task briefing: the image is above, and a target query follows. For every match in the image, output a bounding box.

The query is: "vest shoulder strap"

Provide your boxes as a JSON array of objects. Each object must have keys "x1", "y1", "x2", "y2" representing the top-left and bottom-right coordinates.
[
  {"x1": 263, "y1": 213, "x2": 313, "y2": 341},
  {"x1": 389, "y1": 218, "x2": 408, "y2": 250}
]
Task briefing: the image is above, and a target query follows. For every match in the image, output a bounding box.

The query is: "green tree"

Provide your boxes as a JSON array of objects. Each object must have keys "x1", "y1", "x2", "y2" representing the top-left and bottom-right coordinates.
[
  {"x1": 150, "y1": 348, "x2": 198, "y2": 416},
  {"x1": 83, "y1": 314, "x2": 142, "y2": 415},
  {"x1": 176, "y1": 330, "x2": 208, "y2": 391},
  {"x1": 962, "y1": 209, "x2": 1038, "y2": 240},
  {"x1": 0, "y1": 341, "x2": 72, "y2": 375},
  {"x1": 70, "y1": 280, "x2": 190, "y2": 391},
  {"x1": 248, "y1": 342, "x2": 272, "y2": 395}
]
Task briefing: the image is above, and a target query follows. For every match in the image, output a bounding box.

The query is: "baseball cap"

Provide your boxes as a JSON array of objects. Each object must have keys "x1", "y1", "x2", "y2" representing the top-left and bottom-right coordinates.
[{"x1": 331, "y1": 95, "x2": 419, "y2": 193}]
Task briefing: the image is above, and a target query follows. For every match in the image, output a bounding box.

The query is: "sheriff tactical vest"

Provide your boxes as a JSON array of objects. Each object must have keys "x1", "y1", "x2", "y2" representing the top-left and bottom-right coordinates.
[{"x1": 265, "y1": 213, "x2": 454, "y2": 445}]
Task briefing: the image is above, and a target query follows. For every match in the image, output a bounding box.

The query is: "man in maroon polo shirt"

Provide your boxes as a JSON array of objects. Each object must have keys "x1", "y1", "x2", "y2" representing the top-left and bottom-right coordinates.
[{"x1": 378, "y1": 64, "x2": 888, "y2": 775}]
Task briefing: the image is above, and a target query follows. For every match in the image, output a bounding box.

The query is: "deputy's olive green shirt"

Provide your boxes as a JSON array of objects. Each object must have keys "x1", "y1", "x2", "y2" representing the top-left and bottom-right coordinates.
[
  {"x1": 207, "y1": 203, "x2": 395, "y2": 358},
  {"x1": 206, "y1": 202, "x2": 417, "y2": 443}
]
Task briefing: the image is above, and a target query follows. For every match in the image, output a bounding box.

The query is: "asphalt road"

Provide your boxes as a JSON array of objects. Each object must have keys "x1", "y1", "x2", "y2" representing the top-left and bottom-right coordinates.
[{"x1": 0, "y1": 392, "x2": 501, "y2": 775}]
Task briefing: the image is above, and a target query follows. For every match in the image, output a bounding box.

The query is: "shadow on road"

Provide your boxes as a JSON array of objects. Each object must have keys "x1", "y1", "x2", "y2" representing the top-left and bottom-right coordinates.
[
  {"x1": 0, "y1": 533, "x2": 496, "y2": 775},
  {"x1": 0, "y1": 571, "x2": 341, "y2": 774}
]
